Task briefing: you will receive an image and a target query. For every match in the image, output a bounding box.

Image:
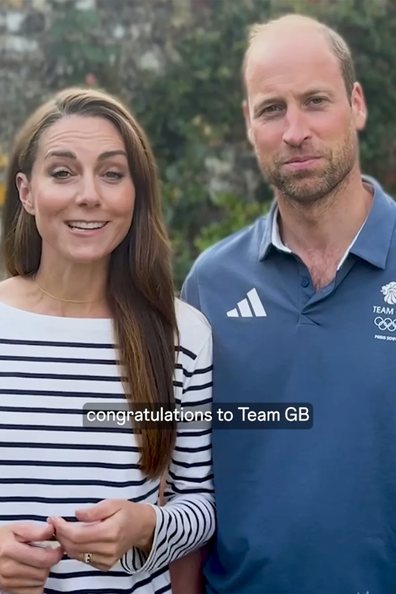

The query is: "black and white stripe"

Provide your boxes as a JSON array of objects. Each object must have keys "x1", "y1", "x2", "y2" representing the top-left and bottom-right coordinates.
[{"x1": 0, "y1": 298, "x2": 215, "y2": 593}]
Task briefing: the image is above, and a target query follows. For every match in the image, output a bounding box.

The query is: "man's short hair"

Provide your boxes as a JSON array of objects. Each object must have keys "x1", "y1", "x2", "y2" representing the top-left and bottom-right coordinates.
[{"x1": 241, "y1": 14, "x2": 356, "y2": 100}]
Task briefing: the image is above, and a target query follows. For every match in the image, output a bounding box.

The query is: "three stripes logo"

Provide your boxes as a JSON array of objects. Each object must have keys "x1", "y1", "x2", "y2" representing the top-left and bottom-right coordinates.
[{"x1": 226, "y1": 288, "x2": 267, "y2": 318}]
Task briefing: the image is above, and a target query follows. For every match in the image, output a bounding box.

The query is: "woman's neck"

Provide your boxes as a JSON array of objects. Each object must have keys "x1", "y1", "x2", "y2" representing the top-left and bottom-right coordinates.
[{"x1": 31, "y1": 257, "x2": 110, "y2": 318}]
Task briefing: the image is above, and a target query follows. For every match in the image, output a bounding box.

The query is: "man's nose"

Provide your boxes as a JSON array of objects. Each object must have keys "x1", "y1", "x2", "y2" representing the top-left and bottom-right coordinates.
[{"x1": 282, "y1": 108, "x2": 311, "y2": 147}]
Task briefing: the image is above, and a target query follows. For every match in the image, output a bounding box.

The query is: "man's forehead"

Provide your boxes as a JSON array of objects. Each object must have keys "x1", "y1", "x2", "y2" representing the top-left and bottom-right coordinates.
[
  {"x1": 245, "y1": 29, "x2": 340, "y2": 94},
  {"x1": 247, "y1": 27, "x2": 334, "y2": 68}
]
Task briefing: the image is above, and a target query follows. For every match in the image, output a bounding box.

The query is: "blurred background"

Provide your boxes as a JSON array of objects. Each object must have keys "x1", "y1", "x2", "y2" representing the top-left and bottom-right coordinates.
[{"x1": 0, "y1": 0, "x2": 395, "y2": 290}]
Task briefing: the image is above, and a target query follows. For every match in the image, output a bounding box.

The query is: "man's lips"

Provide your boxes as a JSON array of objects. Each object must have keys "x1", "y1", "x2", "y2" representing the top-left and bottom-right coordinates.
[
  {"x1": 282, "y1": 156, "x2": 322, "y2": 171},
  {"x1": 284, "y1": 156, "x2": 321, "y2": 164}
]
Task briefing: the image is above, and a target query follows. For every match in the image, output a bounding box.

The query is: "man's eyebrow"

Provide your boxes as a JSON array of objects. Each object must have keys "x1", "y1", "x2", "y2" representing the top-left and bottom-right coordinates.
[
  {"x1": 44, "y1": 149, "x2": 127, "y2": 161},
  {"x1": 300, "y1": 88, "x2": 336, "y2": 99}
]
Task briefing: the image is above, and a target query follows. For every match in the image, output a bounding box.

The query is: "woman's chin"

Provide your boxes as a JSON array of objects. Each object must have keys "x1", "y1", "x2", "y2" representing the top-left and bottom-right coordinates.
[{"x1": 59, "y1": 250, "x2": 111, "y2": 266}]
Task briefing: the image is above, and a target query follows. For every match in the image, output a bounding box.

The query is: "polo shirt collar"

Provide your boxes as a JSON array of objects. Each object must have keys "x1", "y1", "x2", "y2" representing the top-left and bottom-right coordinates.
[
  {"x1": 258, "y1": 200, "x2": 281, "y2": 260},
  {"x1": 348, "y1": 175, "x2": 396, "y2": 269},
  {"x1": 259, "y1": 175, "x2": 396, "y2": 270}
]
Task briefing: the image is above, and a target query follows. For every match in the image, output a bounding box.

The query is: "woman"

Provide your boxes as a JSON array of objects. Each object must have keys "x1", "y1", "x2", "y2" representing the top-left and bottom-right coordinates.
[{"x1": 0, "y1": 87, "x2": 214, "y2": 593}]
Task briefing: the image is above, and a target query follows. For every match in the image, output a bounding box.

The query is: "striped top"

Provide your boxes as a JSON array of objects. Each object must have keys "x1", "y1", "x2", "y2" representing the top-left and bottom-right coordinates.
[{"x1": 0, "y1": 297, "x2": 215, "y2": 593}]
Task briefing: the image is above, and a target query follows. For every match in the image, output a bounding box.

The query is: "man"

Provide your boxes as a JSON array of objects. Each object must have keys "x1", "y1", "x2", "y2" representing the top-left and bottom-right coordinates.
[{"x1": 181, "y1": 13, "x2": 396, "y2": 594}]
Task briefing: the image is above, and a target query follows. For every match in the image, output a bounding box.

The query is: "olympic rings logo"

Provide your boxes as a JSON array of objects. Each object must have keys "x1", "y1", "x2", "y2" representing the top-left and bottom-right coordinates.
[{"x1": 374, "y1": 317, "x2": 396, "y2": 332}]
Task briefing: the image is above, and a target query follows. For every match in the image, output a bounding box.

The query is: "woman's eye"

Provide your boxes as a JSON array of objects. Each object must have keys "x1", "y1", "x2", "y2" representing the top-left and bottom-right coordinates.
[
  {"x1": 105, "y1": 171, "x2": 124, "y2": 180},
  {"x1": 51, "y1": 169, "x2": 71, "y2": 179},
  {"x1": 49, "y1": 169, "x2": 124, "y2": 180}
]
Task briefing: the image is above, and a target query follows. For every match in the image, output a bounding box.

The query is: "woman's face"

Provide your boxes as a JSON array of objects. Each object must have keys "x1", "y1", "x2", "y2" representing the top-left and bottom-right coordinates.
[{"x1": 17, "y1": 115, "x2": 136, "y2": 265}]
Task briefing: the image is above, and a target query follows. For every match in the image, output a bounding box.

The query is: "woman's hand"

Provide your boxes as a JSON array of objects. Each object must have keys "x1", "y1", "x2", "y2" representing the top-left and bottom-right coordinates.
[
  {"x1": 48, "y1": 499, "x2": 156, "y2": 572},
  {"x1": 0, "y1": 522, "x2": 63, "y2": 594}
]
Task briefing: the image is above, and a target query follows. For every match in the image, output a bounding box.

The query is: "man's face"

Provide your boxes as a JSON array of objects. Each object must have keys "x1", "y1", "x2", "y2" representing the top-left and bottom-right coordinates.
[{"x1": 243, "y1": 27, "x2": 367, "y2": 204}]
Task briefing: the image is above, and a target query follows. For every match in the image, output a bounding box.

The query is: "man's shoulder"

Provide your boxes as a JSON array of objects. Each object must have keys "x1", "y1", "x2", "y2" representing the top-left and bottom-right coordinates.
[
  {"x1": 366, "y1": 174, "x2": 396, "y2": 208},
  {"x1": 381, "y1": 187, "x2": 396, "y2": 211},
  {"x1": 190, "y1": 214, "x2": 269, "y2": 279}
]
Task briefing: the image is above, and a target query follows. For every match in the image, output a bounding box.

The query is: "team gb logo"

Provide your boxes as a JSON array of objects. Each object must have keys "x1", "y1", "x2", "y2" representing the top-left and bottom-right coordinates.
[{"x1": 381, "y1": 282, "x2": 396, "y2": 304}]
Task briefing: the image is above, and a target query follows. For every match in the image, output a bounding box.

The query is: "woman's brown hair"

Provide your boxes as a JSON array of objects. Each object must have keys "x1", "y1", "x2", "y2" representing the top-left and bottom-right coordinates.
[{"x1": 1, "y1": 87, "x2": 178, "y2": 479}]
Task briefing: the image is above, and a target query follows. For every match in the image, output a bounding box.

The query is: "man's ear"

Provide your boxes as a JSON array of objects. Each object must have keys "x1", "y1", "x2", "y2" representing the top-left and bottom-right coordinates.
[
  {"x1": 242, "y1": 99, "x2": 254, "y2": 146},
  {"x1": 16, "y1": 173, "x2": 35, "y2": 215},
  {"x1": 351, "y1": 81, "x2": 367, "y2": 132}
]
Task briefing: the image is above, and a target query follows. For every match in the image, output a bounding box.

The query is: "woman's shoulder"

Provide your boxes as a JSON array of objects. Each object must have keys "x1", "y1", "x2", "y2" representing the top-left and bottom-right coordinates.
[{"x1": 174, "y1": 297, "x2": 212, "y2": 356}]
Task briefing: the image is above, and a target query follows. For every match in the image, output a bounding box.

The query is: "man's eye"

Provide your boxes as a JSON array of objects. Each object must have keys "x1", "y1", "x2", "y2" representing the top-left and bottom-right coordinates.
[
  {"x1": 256, "y1": 105, "x2": 283, "y2": 118},
  {"x1": 263, "y1": 105, "x2": 281, "y2": 113}
]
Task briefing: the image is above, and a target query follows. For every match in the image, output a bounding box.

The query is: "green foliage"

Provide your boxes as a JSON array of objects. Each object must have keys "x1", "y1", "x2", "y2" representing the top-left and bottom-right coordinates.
[
  {"x1": 195, "y1": 193, "x2": 269, "y2": 253},
  {"x1": 40, "y1": 0, "x2": 396, "y2": 290},
  {"x1": 136, "y1": 0, "x2": 396, "y2": 288},
  {"x1": 133, "y1": 0, "x2": 274, "y2": 287},
  {"x1": 291, "y1": 0, "x2": 396, "y2": 191},
  {"x1": 43, "y1": 5, "x2": 121, "y2": 91}
]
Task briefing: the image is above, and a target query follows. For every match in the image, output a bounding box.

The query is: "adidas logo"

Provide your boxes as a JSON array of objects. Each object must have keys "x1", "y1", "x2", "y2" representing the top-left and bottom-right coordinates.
[{"x1": 226, "y1": 288, "x2": 267, "y2": 318}]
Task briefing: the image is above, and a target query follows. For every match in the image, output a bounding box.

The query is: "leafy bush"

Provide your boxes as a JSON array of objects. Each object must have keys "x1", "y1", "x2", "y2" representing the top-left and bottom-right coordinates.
[
  {"x1": 134, "y1": 0, "x2": 396, "y2": 288},
  {"x1": 41, "y1": 0, "x2": 396, "y2": 289}
]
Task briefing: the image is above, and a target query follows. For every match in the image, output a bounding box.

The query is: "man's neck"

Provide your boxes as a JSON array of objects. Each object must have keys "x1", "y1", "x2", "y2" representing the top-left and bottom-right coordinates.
[
  {"x1": 276, "y1": 170, "x2": 374, "y2": 290},
  {"x1": 277, "y1": 171, "x2": 373, "y2": 255}
]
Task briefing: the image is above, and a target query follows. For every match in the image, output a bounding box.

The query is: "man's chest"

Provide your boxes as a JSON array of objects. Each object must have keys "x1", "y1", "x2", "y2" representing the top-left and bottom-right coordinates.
[{"x1": 205, "y1": 262, "x2": 396, "y2": 406}]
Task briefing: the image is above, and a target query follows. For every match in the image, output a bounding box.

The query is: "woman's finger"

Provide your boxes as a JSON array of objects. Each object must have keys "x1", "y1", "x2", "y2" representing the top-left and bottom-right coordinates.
[
  {"x1": 49, "y1": 516, "x2": 111, "y2": 545},
  {"x1": 75, "y1": 550, "x2": 120, "y2": 572},
  {"x1": 7, "y1": 540, "x2": 63, "y2": 569},
  {"x1": 57, "y1": 536, "x2": 119, "y2": 561},
  {"x1": 0, "y1": 574, "x2": 45, "y2": 588},
  {"x1": 0, "y1": 560, "x2": 49, "y2": 590}
]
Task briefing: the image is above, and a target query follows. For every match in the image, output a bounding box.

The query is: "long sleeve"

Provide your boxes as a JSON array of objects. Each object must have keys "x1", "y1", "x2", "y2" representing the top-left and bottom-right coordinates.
[{"x1": 121, "y1": 325, "x2": 215, "y2": 574}]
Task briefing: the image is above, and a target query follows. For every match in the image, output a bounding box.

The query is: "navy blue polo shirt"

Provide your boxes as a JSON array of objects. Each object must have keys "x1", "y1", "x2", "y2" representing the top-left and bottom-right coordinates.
[{"x1": 181, "y1": 176, "x2": 396, "y2": 594}]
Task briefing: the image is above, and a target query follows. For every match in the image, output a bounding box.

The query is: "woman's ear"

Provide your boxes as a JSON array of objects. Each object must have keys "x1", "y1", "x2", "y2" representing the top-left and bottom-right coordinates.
[{"x1": 16, "y1": 172, "x2": 35, "y2": 215}]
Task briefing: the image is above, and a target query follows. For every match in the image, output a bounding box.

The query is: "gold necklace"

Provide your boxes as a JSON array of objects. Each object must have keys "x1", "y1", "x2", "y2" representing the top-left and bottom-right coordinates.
[{"x1": 35, "y1": 279, "x2": 105, "y2": 304}]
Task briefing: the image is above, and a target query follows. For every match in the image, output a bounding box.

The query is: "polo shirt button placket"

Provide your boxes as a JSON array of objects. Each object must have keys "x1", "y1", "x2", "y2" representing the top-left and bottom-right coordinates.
[{"x1": 299, "y1": 274, "x2": 315, "y2": 322}]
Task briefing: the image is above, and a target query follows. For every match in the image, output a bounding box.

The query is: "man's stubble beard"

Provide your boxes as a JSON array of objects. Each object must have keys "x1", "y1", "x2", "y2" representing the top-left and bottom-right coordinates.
[{"x1": 257, "y1": 124, "x2": 358, "y2": 206}]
